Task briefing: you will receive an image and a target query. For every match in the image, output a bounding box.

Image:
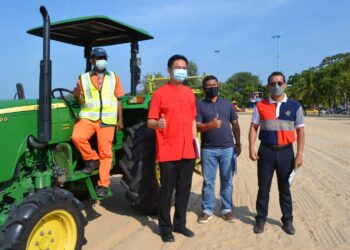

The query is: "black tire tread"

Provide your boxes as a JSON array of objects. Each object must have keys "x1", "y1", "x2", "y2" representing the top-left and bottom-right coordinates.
[
  {"x1": 119, "y1": 121, "x2": 158, "y2": 215},
  {"x1": 0, "y1": 188, "x2": 86, "y2": 250}
]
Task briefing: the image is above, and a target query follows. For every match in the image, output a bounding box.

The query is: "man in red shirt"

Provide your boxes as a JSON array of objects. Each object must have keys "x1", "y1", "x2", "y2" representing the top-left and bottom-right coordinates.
[{"x1": 148, "y1": 54, "x2": 197, "y2": 242}]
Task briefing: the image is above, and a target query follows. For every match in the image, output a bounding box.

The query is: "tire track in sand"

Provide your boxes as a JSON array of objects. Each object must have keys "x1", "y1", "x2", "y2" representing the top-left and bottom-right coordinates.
[
  {"x1": 293, "y1": 186, "x2": 346, "y2": 248},
  {"x1": 305, "y1": 146, "x2": 350, "y2": 200},
  {"x1": 293, "y1": 148, "x2": 348, "y2": 248}
]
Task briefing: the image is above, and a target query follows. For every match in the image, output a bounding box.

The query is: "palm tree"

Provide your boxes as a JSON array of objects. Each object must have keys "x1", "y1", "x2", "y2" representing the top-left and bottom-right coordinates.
[{"x1": 288, "y1": 68, "x2": 320, "y2": 107}]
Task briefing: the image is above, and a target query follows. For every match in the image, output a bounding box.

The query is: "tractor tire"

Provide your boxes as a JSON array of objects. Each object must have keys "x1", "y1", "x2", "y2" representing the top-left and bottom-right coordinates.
[
  {"x1": 0, "y1": 188, "x2": 86, "y2": 250},
  {"x1": 119, "y1": 121, "x2": 159, "y2": 215}
]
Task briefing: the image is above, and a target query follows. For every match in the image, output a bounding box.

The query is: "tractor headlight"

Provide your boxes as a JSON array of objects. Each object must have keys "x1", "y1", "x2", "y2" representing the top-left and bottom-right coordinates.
[{"x1": 127, "y1": 96, "x2": 145, "y2": 104}]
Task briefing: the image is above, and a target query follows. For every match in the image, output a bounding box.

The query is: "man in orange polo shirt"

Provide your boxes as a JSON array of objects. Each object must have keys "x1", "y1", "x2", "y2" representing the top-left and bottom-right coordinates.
[
  {"x1": 72, "y1": 47, "x2": 124, "y2": 197},
  {"x1": 148, "y1": 54, "x2": 197, "y2": 242},
  {"x1": 249, "y1": 71, "x2": 305, "y2": 234}
]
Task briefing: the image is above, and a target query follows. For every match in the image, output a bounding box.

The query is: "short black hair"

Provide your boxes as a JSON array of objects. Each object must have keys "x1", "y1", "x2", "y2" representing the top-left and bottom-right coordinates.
[
  {"x1": 167, "y1": 54, "x2": 188, "y2": 68},
  {"x1": 202, "y1": 75, "x2": 218, "y2": 88},
  {"x1": 268, "y1": 71, "x2": 286, "y2": 83}
]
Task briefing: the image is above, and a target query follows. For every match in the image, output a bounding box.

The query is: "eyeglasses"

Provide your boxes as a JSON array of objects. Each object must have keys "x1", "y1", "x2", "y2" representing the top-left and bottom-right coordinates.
[{"x1": 269, "y1": 81, "x2": 284, "y2": 86}]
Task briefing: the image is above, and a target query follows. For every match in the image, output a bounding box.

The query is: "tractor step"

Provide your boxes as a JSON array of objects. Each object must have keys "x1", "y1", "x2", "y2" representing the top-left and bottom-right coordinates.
[
  {"x1": 94, "y1": 188, "x2": 113, "y2": 201},
  {"x1": 84, "y1": 176, "x2": 113, "y2": 200}
]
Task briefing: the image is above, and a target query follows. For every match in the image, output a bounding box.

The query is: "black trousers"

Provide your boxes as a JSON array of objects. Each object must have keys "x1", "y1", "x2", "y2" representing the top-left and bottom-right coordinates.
[
  {"x1": 256, "y1": 144, "x2": 294, "y2": 223},
  {"x1": 158, "y1": 159, "x2": 195, "y2": 234}
]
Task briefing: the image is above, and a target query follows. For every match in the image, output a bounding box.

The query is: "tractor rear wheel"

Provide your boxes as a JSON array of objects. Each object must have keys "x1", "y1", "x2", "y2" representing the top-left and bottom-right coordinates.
[
  {"x1": 119, "y1": 121, "x2": 159, "y2": 215},
  {"x1": 0, "y1": 188, "x2": 86, "y2": 250}
]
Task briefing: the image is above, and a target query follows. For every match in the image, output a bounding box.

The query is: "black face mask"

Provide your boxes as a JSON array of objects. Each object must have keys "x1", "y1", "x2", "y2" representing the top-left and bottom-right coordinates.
[{"x1": 204, "y1": 86, "x2": 219, "y2": 98}]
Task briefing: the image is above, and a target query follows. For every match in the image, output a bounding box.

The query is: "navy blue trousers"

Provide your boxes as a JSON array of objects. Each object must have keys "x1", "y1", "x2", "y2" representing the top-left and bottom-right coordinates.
[
  {"x1": 158, "y1": 159, "x2": 195, "y2": 234},
  {"x1": 256, "y1": 144, "x2": 294, "y2": 223}
]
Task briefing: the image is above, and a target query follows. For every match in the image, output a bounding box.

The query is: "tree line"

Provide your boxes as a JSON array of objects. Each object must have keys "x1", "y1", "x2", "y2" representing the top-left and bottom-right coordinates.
[
  {"x1": 141, "y1": 52, "x2": 350, "y2": 111},
  {"x1": 287, "y1": 52, "x2": 350, "y2": 112}
]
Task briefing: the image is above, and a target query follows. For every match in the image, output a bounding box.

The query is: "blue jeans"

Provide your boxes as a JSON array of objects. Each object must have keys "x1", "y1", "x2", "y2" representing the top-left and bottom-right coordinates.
[{"x1": 201, "y1": 147, "x2": 235, "y2": 215}]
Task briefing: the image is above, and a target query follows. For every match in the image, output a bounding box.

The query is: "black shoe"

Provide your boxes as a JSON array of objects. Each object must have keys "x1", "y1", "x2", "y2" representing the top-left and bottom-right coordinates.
[
  {"x1": 95, "y1": 185, "x2": 108, "y2": 197},
  {"x1": 253, "y1": 221, "x2": 265, "y2": 234},
  {"x1": 174, "y1": 227, "x2": 195, "y2": 237},
  {"x1": 282, "y1": 221, "x2": 295, "y2": 235},
  {"x1": 81, "y1": 160, "x2": 99, "y2": 174},
  {"x1": 160, "y1": 232, "x2": 175, "y2": 242}
]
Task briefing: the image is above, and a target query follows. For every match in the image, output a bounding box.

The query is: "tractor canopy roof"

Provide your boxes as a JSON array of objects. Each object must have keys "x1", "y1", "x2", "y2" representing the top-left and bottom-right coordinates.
[{"x1": 27, "y1": 15, "x2": 153, "y2": 47}]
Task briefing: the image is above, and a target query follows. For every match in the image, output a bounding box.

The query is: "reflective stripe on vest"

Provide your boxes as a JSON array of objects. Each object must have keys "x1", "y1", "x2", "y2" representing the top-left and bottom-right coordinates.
[
  {"x1": 79, "y1": 111, "x2": 118, "y2": 119},
  {"x1": 81, "y1": 100, "x2": 118, "y2": 109},
  {"x1": 80, "y1": 71, "x2": 118, "y2": 125}
]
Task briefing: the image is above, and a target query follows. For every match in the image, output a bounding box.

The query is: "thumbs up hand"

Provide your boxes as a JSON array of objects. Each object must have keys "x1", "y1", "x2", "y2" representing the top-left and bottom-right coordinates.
[
  {"x1": 210, "y1": 114, "x2": 222, "y2": 128},
  {"x1": 159, "y1": 113, "x2": 166, "y2": 129}
]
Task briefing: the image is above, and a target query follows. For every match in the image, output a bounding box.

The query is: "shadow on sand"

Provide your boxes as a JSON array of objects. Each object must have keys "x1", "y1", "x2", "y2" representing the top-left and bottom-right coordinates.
[
  {"x1": 82, "y1": 175, "x2": 281, "y2": 238},
  {"x1": 83, "y1": 176, "x2": 159, "y2": 235}
]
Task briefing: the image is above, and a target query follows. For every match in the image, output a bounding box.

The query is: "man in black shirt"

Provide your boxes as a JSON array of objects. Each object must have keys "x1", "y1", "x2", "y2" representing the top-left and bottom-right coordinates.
[{"x1": 196, "y1": 75, "x2": 241, "y2": 224}]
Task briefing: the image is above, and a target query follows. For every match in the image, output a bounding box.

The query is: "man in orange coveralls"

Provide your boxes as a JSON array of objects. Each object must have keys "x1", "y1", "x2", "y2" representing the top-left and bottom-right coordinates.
[{"x1": 72, "y1": 47, "x2": 124, "y2": 197}]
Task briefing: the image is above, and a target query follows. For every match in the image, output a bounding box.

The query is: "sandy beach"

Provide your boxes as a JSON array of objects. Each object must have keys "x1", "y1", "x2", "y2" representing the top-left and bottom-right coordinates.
[{"x1": 82, "y1": 115, "x2": 350, "y2": 250}]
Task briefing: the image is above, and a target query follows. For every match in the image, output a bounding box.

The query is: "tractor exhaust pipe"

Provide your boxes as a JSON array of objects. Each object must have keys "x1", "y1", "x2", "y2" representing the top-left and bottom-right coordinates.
[
  {"x1": 38, "y1": 6, "x2": 52, "y2": 143},
  {"x1": 29, "y1": 6, "x2": 52, "y2": 149},
  {"x1": 130, "y1": 41, "x2": 140, "y2": 96}
]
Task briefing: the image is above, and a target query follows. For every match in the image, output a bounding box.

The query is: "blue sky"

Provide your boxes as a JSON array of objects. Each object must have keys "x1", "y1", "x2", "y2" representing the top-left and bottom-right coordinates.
[{"x1": 1, "y1": 0, "x2": 349, "y2": 99}]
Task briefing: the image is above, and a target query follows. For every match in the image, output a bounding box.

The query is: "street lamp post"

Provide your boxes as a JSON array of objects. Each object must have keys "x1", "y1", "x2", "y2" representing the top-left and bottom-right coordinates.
[
  {"x1": 214, "y1": 49, "x2": 220, "y2": 80},
  {"x1": 272, "y1": 33, "x2": 283, "y2": 71}
]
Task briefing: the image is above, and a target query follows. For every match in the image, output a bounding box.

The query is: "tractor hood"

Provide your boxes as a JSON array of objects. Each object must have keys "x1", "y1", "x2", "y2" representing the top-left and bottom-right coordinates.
[
  {"x1": 0, "y1": 99, "x2": 38, "y2": 112},
  {"x1": 0, "y1": 99, "x2": 65, "y2": 115}
]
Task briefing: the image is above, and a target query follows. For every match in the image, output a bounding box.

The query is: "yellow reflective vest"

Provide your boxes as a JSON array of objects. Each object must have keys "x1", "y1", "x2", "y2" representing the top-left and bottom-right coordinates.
[{"x1": 79, "y1": 71, "x2": 118, "y2": 125}]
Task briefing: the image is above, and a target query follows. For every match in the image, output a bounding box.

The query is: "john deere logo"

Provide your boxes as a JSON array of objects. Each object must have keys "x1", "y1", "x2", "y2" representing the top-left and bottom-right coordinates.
[
  {"x1": 0, "y1": 117, "x2": 8, "y2": 122},
  {"x1": 285, "y1": 110, "x2": 291, "y2": 116}
]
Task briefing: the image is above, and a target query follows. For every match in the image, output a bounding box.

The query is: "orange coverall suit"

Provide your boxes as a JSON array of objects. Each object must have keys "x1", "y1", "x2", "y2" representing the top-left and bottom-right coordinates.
[{"x1": 71, "y1": 71, "x2": 124, "y2": 187}]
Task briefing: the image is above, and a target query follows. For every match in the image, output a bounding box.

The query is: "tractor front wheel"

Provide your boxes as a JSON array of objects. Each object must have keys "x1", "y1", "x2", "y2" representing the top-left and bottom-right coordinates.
[{"x1": 0, "y1": 188, "x2": 86, "y2": 250}]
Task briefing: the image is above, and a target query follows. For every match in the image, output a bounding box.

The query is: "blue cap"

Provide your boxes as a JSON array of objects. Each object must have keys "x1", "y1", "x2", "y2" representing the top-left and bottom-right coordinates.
[{"x1": 91, "y1": 47, "x2": 107, "y2": 58}]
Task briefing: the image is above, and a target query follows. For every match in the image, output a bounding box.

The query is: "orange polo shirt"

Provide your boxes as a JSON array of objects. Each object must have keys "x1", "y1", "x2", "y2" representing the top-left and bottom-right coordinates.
[{"x1": 148, "y1": 82, "x2": 197, "y2": 162}]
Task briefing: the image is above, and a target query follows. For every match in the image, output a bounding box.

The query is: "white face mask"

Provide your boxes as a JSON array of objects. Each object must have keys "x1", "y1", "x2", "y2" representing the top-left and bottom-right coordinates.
[
  {"x1": 95, "y1": 59, "x2": 108, "y2": 71},
  {"x1": 173, "y1": 69, "x2": 187, "y2": 82}
]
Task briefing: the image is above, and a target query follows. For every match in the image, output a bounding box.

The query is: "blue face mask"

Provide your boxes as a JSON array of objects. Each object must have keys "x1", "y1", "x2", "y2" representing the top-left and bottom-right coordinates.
[
  {"x1": 95, "y1": 59, "x2": 108, "y2": 71},
  {"x1": 173, "y1": 69, "x2": 187, "y2": 82}
]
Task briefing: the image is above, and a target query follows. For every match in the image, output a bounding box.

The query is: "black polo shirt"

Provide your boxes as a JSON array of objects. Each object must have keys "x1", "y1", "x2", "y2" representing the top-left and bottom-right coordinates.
[{"x1": 196, "y1": 96, "x2": 238, "y2": 149}]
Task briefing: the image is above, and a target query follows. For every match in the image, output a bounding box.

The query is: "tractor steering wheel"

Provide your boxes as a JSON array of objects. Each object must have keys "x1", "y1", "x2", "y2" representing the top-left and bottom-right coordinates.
[
  {"x1": 51, "y1": 88, "x2": 78, "y2": 120},
  {"x1": 52, "y1": 88, "x2": 74, "y2": 99}
]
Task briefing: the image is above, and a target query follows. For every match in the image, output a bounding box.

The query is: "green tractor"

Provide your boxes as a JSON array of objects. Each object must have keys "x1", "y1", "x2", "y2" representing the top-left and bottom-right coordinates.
[{"x1": 0, "y1": 6, "x2": 159, "y2": 249}]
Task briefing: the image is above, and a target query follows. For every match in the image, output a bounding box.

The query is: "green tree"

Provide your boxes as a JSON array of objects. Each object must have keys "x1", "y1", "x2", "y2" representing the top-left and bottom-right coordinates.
[
  {"x1": 220, "y1": 72, "x2": 263, "y2": 106},
  {"x1": 140, "y1": 72, "x2": 164, "y2": 93},
  {"x1": 287, "y1": 68, "x2": 320, "y2": 106},
  {"x1": 317, "y1": 54, "x2": 350, "y2": 109},
  {"x1": 288, "y1": 52, "x2": 350, "y2": 113},
  {"x1": 319, "y1": 52, "x2": 350, "y2": 68},
  {"x1": 317, "y1": 66, "x2": 340, "y2": 108},
  {"x1": 183, "y1": 61, "x2": 201, "y2": 88},
  {"x1": 336, "y1": 59, "x2": 350, "y2": 114}
]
